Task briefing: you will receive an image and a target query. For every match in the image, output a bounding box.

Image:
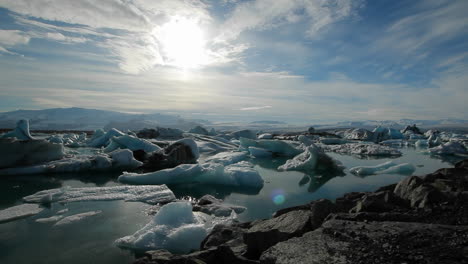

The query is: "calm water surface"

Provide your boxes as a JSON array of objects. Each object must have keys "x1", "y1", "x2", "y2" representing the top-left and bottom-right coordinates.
[{"x1": 0, "y1": 147, "x2": 463, "y2": 264}]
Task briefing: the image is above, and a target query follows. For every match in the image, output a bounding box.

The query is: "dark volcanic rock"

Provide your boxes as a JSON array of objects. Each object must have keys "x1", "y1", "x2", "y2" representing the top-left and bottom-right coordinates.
[
  {"x1": 244, "y1": 210, "x2": 313, "y2": 259},
  {"x1": 260, "y1": 219, "x2": 468, "y2": 264}
]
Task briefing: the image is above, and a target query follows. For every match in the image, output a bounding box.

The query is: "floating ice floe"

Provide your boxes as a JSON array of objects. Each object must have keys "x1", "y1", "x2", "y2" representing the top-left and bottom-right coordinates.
[
  {"x1": 239, "y1": 137, "x2": 302, "y2": 157},
  {"x1": 298, "y1": 135, "x2": 315, "y2": 147},
  {"x1": 349, "y1": 161, "x2": 415, "y2": 176},
  {"x1": 0, "y1": 119, "x2": 34, "y2": 140},
  {"x1": 54, "y1": 211, "x2": 102, "y2": 227},
  {"x1": 103, "y1": 135, "x2": 162, "y2": 153},
  {"x1": 48, "y1": 133, "x2": 87, "y2": 147},
  {"x1": 119, "y1": 161, "x2": 264, "y2": 189},
  {"x1": 380, "y1": 139, "x2": 406, "y2": 146},
  {"x1": 115, "y1": 201, "x2": 234, "y2": 253},
  {"x1": 429, "y1": 141, "x2": 468, "y2": 155},
  {"x1": 36, "y1": 215, "x2": 64, "y2": 223},
  {"x1": 0, "y1": 203, "x2": 44, "y2": 223},
  {"x1": 0, "y1": 138, "x2": 65, "y2": 169},
  {"x1": 0, "y1": 149, "x2": 142, "y2": 176},
  {"x1": 23, "y1": 185, "x2": 175, "y2": 205},
  {"x1": 321, "y1": 143, "x2": 401, "y2": 156}
]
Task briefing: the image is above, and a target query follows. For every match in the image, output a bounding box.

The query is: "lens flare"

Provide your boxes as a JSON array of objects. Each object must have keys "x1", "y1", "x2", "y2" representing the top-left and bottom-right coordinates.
[{"x1": 270, "y1": 189, "x2": 286, "y2": 205}]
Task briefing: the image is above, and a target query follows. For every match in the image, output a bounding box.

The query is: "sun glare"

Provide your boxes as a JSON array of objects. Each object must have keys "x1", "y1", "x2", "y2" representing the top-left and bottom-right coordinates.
[{"x1": 156, "y1": 18, "x2": 208, "y2": 69}]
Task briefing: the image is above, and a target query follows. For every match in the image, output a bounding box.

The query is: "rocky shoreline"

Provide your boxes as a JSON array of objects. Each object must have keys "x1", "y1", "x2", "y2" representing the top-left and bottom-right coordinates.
[{"x1": 134, "y1": 159, "x2": 468, "y2": 264}]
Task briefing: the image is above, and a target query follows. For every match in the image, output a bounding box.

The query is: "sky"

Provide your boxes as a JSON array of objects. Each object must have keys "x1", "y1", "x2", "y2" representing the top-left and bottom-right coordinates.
[{"x1": 0, "y1": 0, "x2": 467, "y2": 123}]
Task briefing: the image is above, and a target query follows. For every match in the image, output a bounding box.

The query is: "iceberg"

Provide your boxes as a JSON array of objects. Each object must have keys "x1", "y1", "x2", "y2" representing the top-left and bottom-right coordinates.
[
  {"x1": 321, "y1": 143, "x2": 401, "y2": 156},
  {"x1": 0, "y1": 119, "x2": 34, "y2": 140},
  {"x1": 54, "y1": 211, "x2": 102, "y2": 227},
  {"x1": 119, "y1": 161, "x2": 264, "y2": 189},
  {"x1": 349, "y1": 161, "x2": 415, "y2": 176},
  {"x1": 298, "y1": 135, "x2": 314, "y2": 147},
  {"x1": 248, "y1": 147, "x2": 273, "y2": 158},
  {"x1": 0, "y1": 149, "x2": 142, "y2": 176},
  {"x1": 278, "y1": 146, "x2": 318, "y2": 171},
  {"x1": 203, "y1": 151, "x2": 248, "y2": 166},
  {"x1": 88, "y1": 128, "x2": 125, "y2": 148},
  {"x1": 239, "y1": 137, "x2": 302, "y2": 157},
  {"x1": 0, "y1": 203, "x2": 44, "y2": 223},
  {"x1": 339, "y1": 128, "x2": 373, "y2": 141},
  {"x1": 23, "y1": 185, "x2": 176, "y2": 205},
  {"x1": 0, "y1": 138, "x2": 65, "y2": 169},
  {"x1": 429, "y1": 141, "x2": 468, "y2": 155},
  {"x1": 415, "y1": 140, "x2": 429, "y2": 148},
  {"x1": 103, "y1": 135, "x2": 162, "y2": 153},
  {"x1": 115, "y1": 202, "x2": 233, "y2": 253},
  {"x1": 372, "y1": 126, "x2": 404, "y2": 142}
]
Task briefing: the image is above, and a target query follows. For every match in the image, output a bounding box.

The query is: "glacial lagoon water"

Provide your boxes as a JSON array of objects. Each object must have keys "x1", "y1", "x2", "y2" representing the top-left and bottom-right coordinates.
[{"x1": 0, "y1": 147, "x2": 464, "y2": 264}]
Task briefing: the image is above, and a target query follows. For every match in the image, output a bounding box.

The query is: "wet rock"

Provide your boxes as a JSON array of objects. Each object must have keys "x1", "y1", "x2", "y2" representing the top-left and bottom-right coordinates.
[{"x1": 139, "y1": 139, "x2": 198, "y2": 172}]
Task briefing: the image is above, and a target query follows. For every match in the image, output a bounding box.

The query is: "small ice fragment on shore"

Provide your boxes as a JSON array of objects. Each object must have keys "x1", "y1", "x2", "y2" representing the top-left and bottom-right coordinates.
[{"x1": 36, "y1": 215, "x2": 64, "y2": 223}]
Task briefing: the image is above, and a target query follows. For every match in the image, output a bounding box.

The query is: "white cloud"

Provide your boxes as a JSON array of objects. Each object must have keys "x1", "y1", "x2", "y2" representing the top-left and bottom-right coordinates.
[
  {"x1": 0, "y1": 30, "x2": 30, "y2": 46},
  {"x1": 239, "y1": 106, "x2": 272, "y2": 111},
  {"x1": 46, "y1": 32, "x2": 87, "y2": 43},
  {"x1": 217, "y1": 0, "x2": 363, "y2": 41}
]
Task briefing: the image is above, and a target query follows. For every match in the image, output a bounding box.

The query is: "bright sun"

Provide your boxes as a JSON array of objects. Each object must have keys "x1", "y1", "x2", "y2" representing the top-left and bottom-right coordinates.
[{"x1": 156, "y1": 17, "x2": 208, "y2": 69}]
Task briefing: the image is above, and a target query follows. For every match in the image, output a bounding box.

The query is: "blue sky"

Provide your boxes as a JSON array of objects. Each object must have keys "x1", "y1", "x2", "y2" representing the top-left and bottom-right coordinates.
[{"x1": 0, "y1": 0, "x2": 467, "y2": 123}]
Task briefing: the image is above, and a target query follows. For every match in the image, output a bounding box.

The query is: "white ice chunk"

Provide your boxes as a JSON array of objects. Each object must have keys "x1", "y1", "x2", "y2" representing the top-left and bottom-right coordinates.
[
  {"x1": 0, "y1": 119, "x2": 34, "y2": 140},
  {"x1": 298, "y1": 135, "x2": 314, "y2": 147},
  {"x1": 228, "y1": 130, "x2": 257, "y2": 140},
  {"x1": 36, "y1": 215, "x2": 64, "y2": 223},
  {"x1": 0, "y1": 203, "x2": 44, "y2": 223},
  {"x1": 278, "y1": 146, "x2": 318, "y2": 171},
  {"x1": 204, "y1": 151, "x2": 248, "y2": 166},
  {"x1": 258, "y1": 133, "x2": 273, "y2": 139},
  {"x1": 54, "y1": 211, "x2": 101, "y2": 227},
  {"x1": 372, "y1": 126, "x2": 404, "y2": 142},
  {"x1": 109, "y1": 149, "x2": 143, "y2": 168},
  {"x1": 239, "y1": 138, "x2": 301, "y2": 157},
  {"x1": 23, "y1": 185, "x2": 176, "y2": 205},
  {"x1": 119, "y1": 161, "x2": 264, "y2": 189},
  {"x1": 57, "y1": 208, "x2": 69, "y2": 214},
  {"x1": 415, "y1": 140, "x2": 429, "y2": 148},
  {"x1": 115, "y1": 202, "x2": 233, "y2": 253},
  {"x1": 429, "y1": 141, "x2": 468, "y2": 155},
  {"x1": 119, "y1": 164, "x2": 203, "y2": 185},
  {"x1": 104, "y1": 135, "x2": 162, "y2": 153},
  {"x1": 0, "y1": 138, "x2": 65, "y2": 169},
  {"x1": 349, "y1": 161, "x2": 415, "y2": 176},
  {"x1": 248, "y1": 147, "x2": 273, "y2": 158},
  {"x1": 194, "y1": 195, "x2": 246, "y2": 217},
  {"x1": 88, "y1": 128, "x2": 125, "y2": 148}
]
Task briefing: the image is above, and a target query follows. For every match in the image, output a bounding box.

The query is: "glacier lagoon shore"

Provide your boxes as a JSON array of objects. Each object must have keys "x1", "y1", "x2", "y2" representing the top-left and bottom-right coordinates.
[{"x1": 0, "y1": 121, "x2": 467, "y2": 264}]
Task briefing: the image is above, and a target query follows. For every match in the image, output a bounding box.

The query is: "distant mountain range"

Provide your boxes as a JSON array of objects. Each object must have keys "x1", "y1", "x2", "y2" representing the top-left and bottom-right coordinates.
[
  {"x1": 0, "y1": 107, "x2": 466, "y2": 132},
  {"x1": 0, "y1": 107, "x2": 206, "y2": 131}
]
